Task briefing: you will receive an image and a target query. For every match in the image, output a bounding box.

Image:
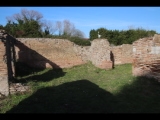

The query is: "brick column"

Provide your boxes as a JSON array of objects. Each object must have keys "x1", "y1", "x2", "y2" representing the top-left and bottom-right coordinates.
[{"x1": 0, "y1": 30, "x2": 9, "y2": 96}]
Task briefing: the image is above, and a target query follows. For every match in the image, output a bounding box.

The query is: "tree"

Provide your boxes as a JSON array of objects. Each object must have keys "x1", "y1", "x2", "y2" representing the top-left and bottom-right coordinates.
[
  {"x1": 54, "y1": 19, "x2": 85, "y2": 38},
  {"x1": 72, "y1": 28, "x2": 85, "y2": 38},
  {"x1": 56, "y1": 21, "x2": 63, "y2": 36},
  {"x1": 97, "y1": 27, "x2": 107, "y2": 39},
  {"x1": 89, "y1": 29, "x2": 98, "y2": 40},
  {"x1": 5, "y1": 21, "x2": 18, "y2": 37},
  {"x1": 20, "y1": 8, "x2": 43, "y2": 22},
  {"x1": 0, "y1": 24, "x2": 5, "y2": 30},
  {"x1": 42, "y1": 20, "x2": 57, "y2": 36},
  {"x1": 62, "y1": 19, "x2": 75, "y2": 37},
  {"x1": 4, "y1": 9, "x2": 85, "y2": 39},
  {"x1": 4, "y1": 8, "x2": 43, "y2": 37}
]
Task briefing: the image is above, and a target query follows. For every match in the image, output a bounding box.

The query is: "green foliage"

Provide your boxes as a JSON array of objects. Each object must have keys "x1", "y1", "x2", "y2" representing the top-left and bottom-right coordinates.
[
  {"x1": 4, "y1": 19, "x2": 43, "y2": 38},
  {"x1": 97, "y1": 27, "x2": 107, "y2": 38},
  {"x1": 22, "y1": 20, "x2": 42, "y2": 38},
  {"x1": 3, "y1": 9, "x2": 43, "y2": 38},
  {"x1": 0, "y1": 24, "x2": 5, "y2": 29},
  {"x1": 42, "y1": 35, "x2": 90, "y2": 46},
  {"x1": 44, "y1": 29, "x2": 50, "y2": 36},
  {"x1": 89, "y1": 29, "x2": 98, "y2": 40},
  {"x1": 4, "y1": 21, "x2": 18, "y2": 37},
  {"x1": 3, "y1": 9, "x2": 85, "y2": 40},
  {"x1": 89, "y1": 27, "x2": 157, "y2": 45},
  {"x1": 69, "y1": 37, "x2": 91, "y2": 46}
]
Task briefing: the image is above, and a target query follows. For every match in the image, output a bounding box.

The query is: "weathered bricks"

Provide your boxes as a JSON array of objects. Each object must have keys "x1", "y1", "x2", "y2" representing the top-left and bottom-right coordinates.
[
  {"x1": 0, "y1": 30, "x2": 9, "y2": 96},
  {"x1": 132, "y1": 34, "x2": 160, "y2": 81}
]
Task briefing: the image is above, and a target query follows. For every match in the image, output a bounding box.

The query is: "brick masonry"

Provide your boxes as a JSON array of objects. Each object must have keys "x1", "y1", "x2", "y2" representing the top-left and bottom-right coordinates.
[
  {"x1": 0, "y1": 30, "x2": 9, "y2": 96},
  {"x1": 15, "y1": 38, "x2": 86, "y2": 69},
  {"x1": 111, "y1": 44, "x2": 133, "y2": 65},
  {"x1": 132, "y1": 34, "x2": 160, "y2": 81}
]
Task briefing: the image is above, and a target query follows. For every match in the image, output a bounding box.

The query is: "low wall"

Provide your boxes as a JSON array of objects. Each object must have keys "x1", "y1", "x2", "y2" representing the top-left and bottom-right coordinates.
[
  {"x1": 15, "y1": 38, "x2": 113, "y2": 70},
  {"x1": 15, "y1": 38, "x2": 132, "y2": 70},
  {"x1": 111, "y1": 44, "x2": 133, "y2": 65},
  {"x1": 15, "y1": 38, "x2": 86, "y2": 69}
]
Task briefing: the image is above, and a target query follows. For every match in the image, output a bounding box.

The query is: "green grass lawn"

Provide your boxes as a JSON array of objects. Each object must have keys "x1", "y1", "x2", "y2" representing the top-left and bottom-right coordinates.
[{"x1": 1, "y1": 62, "x2": 160, "y2": 113}]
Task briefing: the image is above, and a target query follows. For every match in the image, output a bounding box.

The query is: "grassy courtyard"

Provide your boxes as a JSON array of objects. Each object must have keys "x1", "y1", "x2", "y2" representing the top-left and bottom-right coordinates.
[{"x1": 1, "y1": 62, "x2": 160, "y2": 113}]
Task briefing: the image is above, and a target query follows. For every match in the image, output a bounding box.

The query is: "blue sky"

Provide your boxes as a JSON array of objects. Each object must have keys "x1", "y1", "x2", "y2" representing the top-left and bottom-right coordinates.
[{"x1": 0, "y1": 7, "x2": 160, "y2": 38}]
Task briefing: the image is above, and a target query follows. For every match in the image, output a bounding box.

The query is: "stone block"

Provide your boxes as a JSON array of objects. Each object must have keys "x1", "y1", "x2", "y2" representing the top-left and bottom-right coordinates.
[{"x1": 0, "y1": 76, "x2": 9, "y2": 96}]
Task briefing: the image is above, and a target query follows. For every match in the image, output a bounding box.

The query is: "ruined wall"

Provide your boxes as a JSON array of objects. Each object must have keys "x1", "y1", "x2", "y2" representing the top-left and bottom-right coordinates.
[
  {"x1": 15, "y1": 38, "x2": 86, "y2": 69},
  {"x1": 15, "y1": 38, "x2": 133, "y2": 70},
  {"x1": 111, "y1": 44, "x2": 133, "y2": 65},
  {"x1": 89, "y1": 39, "x2": 112, "y2": 69},
  {"x1": 74, "y1": 39, "x2": 112, "y2": 69},
  {"x1": 15, "y1": 38, "x2": 113, "y2": 70},
  {"x1": 132, "y1": 34, "x2": 160, "y2": 81},
  {"x1": 0, "y1": 30, "x2": 9, "y2": 96}
]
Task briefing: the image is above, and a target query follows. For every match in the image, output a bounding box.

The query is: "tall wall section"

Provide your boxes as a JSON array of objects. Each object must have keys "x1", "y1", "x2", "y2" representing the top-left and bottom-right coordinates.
[
  {"x1": 74, "y1": 39, "x2": 113, "y2": 69},
  {"x1": 132, "y1": 34, "x2": 160, "y2": 81},
  {"x1": 0, "y1": 30, "x2": 9, "y2": 96}
]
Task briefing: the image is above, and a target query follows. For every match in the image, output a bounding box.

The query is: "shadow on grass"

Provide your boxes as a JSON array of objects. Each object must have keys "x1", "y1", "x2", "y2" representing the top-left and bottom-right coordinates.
[
  {"x1": 14, "y1": 62, "x2": 66, "y2": 83},
  {"x1": 6, "y1": 79, "x2": 119, "y2": 113},
  {"x1": 6, "y1": 75, "x2": 160, "y2": 113},
  {"x1": 114, "y1": 76, "x2": 160, "y2": 113}
]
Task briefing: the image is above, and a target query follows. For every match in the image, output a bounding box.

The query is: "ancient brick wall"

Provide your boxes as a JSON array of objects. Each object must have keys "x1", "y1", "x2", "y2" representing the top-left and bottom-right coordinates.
[
  {"x1": 15, "y1": 38, "x2": 87, "y2": 69},
  {"x1": 132, "y1": 34, "x2": 160, "y2": 81},
  {"x1": 0, "y1": 30, "x2": 20, "y2": 97},
  {"x1": 0, "y1": 30, "x2": 9, "y2": 96},
  {"x1": 15, "y1": 38, "x2": 113, "y2": 70},
  {"x1": 0, "y1": 41, "x2": 9, "y2": 96},
  {"x1": 111, "y1": 44, "x2": 133, "y2": 65},
  {"x1": 15, "y1": 38, "x2": 133, "y2": 70}
]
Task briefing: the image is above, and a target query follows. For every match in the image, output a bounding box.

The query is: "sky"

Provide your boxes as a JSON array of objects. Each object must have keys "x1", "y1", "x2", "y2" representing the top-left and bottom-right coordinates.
[{"x1": 0, "y1": 7, "x2": 160, "y2": 38}]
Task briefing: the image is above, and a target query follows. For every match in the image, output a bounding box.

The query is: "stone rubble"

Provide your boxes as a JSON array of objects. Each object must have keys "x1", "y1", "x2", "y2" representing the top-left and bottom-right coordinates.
[{"x1": 9, "y1": 83, "x2": 30, "y2": 94}]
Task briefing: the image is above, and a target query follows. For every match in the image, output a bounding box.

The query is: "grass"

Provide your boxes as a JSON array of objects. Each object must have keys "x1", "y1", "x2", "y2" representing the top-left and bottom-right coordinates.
[{"x1": 1, "y1": 62, "x2": 160, "y2": 113}]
